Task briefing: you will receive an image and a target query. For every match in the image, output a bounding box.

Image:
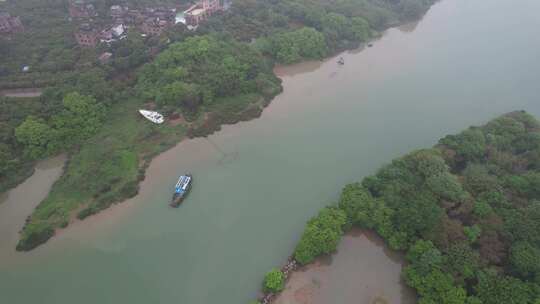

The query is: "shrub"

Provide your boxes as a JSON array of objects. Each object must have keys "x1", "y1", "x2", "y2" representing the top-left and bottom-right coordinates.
[
  {"x1": 263, "y1": 268, "x2": 285, "y2": 293},
  {"x1": 294, "y1": 207, "x2": 346, "y2": 264}
]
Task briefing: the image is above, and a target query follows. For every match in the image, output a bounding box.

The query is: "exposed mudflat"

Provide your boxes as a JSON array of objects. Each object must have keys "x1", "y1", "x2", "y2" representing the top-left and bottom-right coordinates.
[{"x1": 274, "y1": 229, "x2": 415, "y2": 304}]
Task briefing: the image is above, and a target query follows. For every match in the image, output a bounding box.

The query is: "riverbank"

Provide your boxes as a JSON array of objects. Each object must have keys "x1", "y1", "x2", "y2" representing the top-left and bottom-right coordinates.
[
  {"x1": 13, "y1": 1, "x2": 439, "y2": 252},
  {"x1": 255, "y1": 227, "x2": 414, "y2": 304},
  {"x1": 15, "y1": 90, "x2": 279, "y2": 251},
  {"x1": 0, "y1": 155, "x2": 66, "y2": 257},
  {"x1": 272, "y1": 229, "x2": 415, "y2": 304},
  {"x1": 256, "y1": 229, "x2": 415, "y2": 304}
]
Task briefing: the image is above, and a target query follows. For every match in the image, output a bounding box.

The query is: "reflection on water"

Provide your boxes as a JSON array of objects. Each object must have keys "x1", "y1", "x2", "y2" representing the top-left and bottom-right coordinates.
[{"x1": 274, "y1": 228, "x2": 415, "y2": 304}]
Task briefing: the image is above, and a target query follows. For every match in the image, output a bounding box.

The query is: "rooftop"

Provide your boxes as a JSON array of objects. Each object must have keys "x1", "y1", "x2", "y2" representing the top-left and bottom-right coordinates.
[{"x1": 190, "y1": 8, "x2": 205, "y2": 16}]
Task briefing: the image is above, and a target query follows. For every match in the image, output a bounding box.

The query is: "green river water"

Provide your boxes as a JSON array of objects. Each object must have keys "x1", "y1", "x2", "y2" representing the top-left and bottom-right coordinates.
[{"x1": 1, "y1": 0, "x2": 540, "y2": 303}]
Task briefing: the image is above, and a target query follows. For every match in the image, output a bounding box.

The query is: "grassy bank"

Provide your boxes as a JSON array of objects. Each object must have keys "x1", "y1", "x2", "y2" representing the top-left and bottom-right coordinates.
[
  {"x1": 16, "y1": 89, "x2": 278, "y2": 251},
  {"x1": 254, "y1": 111, "x2": 540, "y2": 304}
]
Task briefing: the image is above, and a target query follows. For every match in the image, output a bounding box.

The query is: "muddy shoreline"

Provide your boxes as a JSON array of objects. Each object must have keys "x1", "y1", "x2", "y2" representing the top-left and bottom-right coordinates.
[
  {"x1": 0, "y1": 155, "x2": 67, "y2": 258},
  {"x1": 257, "y1": 229, "x2": 415, "y2": 304}
]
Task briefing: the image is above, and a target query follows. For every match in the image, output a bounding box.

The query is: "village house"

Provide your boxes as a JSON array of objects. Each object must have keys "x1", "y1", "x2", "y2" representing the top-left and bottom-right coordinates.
[
  {"x1": 75, "y1": 22, "x2": 127, "y2": 47},
  {"x1": 147, "y1": 7, "x2": 176, "y2": 22},
  {"x1": 69, "y1": 0, "x2": 97, "y2": 19},
  {"x1": 141, "y1": 17, "x2": 170, "y2": 36},
  {"x1": 98, "y1": 52, "x2": 113, "y2": 64},
  {"x1": 111, "y1": 4, "x2": 135, "y2": 24},
  {"x1": 184, "y1": 0, "x2": 221, "y2": 27},
  {"x1": 100, "y1": 23, "x2": 126, "y2": 44},
  {"x1": 139, "y1": 7, "x2": 176, "y2": 36},
  {"x1": 0, "y1": 12, "x2": 23, "y2": 34},
  {"x1": 71, "y1": 3, "x2": 186, "y2": 49},
  {"x1": 74, "y1": 23, "x2": 98, "y2": 47},
  {"x1": 126, "y1": 9, "x2": 144, "y2": 24}
]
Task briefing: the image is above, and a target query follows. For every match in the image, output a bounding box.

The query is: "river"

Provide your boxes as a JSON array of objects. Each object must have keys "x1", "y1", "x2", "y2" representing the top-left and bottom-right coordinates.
[{"x1": 1, "y1": 0, "x2": 540, "y2": 303}]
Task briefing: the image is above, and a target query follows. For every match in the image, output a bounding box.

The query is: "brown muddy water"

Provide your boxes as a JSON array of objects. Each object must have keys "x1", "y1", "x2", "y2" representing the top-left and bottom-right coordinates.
[
  {"x1": 0, "y1": 155, "x2": 66, "y2": 259},
  {"x1": 274, "y1": 229, "x2": 415, "y2": 304}
]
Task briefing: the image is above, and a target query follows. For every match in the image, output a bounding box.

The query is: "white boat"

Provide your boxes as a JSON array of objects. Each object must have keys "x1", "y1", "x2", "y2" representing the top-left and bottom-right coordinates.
[{"x1": 139, "y1": 109, "x2": 164, "y2": 124}]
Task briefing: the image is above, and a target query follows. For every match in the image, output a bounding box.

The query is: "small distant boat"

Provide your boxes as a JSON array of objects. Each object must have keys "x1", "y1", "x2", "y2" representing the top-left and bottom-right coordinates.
[
  {"x1": 170, "y1": 174, "x2": 192, "y2": 207},
  {"x1": 337, "y1": 57, "x2": 345, "y2": 65},
  {"x1": 139, "y1": 109, "x2": 164, "y2": 124}
]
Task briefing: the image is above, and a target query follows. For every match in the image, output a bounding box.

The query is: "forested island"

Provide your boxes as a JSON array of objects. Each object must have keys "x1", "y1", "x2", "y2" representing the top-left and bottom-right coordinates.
[
  {"x1": 0, "y1": 0, "x2": 436, "y2": 251},
  {"x1": 256, "y1": 111, "x2": 540, "y2": 304}
]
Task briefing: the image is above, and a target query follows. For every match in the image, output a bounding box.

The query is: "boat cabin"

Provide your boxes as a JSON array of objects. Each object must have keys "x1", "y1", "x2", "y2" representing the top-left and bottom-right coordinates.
[{"x1": 175, "y1": 175, "x2": 191, "y2": 194}]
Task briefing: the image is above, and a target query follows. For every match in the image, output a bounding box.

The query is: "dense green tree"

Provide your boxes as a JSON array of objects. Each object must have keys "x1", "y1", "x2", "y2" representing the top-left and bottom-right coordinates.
[
  {"x1": 476, "y1": 271, "x2": 536, "y2": 304},
  {"x1": 510, "y1": 242, "x2": 540, "y2": 278},
  {"x1": 477, "y1": 190, "x2": 509, "y2": 209},
  {"x1": 503, "y1": 203, "x2": 540, "y2": 244},
  {"x1": 294, "y1": 207, "x2": 346, "y2": 264},
  {"x1": 350, "y1": 17, "x2": 371, "y2": 42},
  {"x1": 321, "y1": 12, "x2": 350, "y2": 40},
  {"x1": 52, "y1": 92, "x2": 105, "y2": 146},
  {"x1": 15, "y1": 116, "x2": 55, "y2": 159},
  {"x1": 439, "y1": 128, "x2": 486, "y2": 164},
  {"x1": 0, "y1": 143, "x2": 18, "y2": 177},
  {"x1": 156, "y1": 81, "x2": 201, "y2": 113},
  {"x1": 338, "y1": 183, "x2": 374, "y2": 225},
  {"x1": 463, "y1": 164, "x2": 501, "y2": 195},
  {"x1": 137, "y1": 34, "x2": 279, "y2": 115},
  {"x1": 445, "y1": 243, "x2": 481, "y2": 280},
  {"x1": 405, "y1": 267, "x2": 467, "y2": 304},
  {"x1": 269, "y1": 27, "x2": 327, "y2": 63},
  {"x1": 426, "y1": 172, "x2": 468, "y2": 202}
]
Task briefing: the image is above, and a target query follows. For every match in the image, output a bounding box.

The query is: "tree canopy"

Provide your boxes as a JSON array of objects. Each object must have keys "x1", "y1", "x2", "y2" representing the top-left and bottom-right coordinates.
[
  {"x1": 137, "y1": 34, "x2": 280, "y2": 116},
  {"x1": 278, "y1": 112, "x2": 540, "y2": 303},
  {"x1": 15, "y1": 92, "x2": 105, "y2": 159}
]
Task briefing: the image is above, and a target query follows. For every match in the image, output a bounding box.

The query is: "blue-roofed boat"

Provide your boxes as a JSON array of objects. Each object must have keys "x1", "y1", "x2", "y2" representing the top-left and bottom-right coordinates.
[{"x1": 170, "y1": 174, "x2": 192, "y2": 207}]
